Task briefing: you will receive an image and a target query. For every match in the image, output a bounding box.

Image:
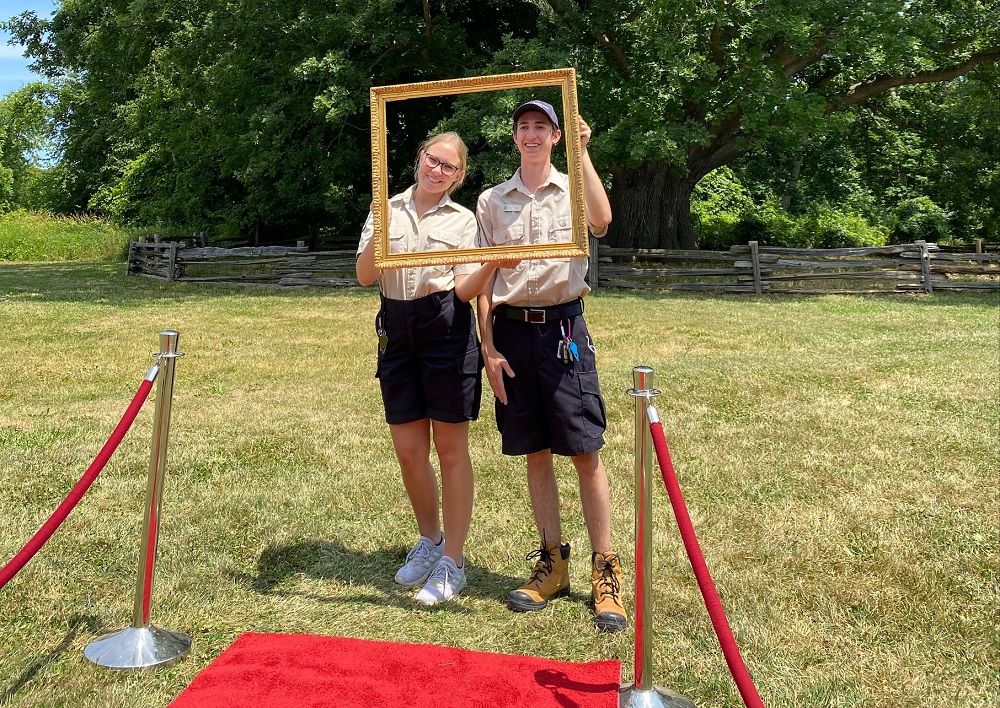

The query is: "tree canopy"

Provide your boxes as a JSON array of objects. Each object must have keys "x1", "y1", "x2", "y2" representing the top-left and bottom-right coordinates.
[
  {"x1": 0, "y1": 82, "x2": 56, "y2": 210},
  {"x1": 4, "y1": 1, "x2": 998, "y2": 246},
  {"x1": 528, "y1": 0, "x2": 1000, "y2": 246}
]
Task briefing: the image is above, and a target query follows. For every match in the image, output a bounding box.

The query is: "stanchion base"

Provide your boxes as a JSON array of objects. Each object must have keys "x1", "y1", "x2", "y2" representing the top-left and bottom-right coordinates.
[
  {"x1": 620, "y1": 683, "x2": 697, "y2": 708},
  {"x1": 84, "y1": 625, "x2": 191, "y2": 669}
]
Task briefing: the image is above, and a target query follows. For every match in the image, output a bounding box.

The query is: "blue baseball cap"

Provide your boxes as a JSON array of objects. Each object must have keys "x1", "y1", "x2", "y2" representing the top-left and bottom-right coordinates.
[{"x1": 512, "y1": 100, "x2": 559, "y2": 129}]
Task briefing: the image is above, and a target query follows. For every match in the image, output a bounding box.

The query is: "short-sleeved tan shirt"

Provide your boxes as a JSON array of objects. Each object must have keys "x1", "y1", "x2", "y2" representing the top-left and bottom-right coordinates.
[
  {"x1": 358, "y1": 186, "x2": 478, "y2": 301},
  {"x1": 476, "y1": 167, "x2": 602, "y2": 308}
]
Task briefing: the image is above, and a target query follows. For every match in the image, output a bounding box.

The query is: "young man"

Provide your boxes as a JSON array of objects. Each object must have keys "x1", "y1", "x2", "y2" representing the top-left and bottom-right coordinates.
[{"x1": 475, "y1": 100, "x2": 626, "y2": 632}]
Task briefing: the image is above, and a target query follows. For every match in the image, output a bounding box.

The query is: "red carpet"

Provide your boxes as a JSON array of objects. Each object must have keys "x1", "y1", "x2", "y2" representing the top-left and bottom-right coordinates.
[{"x1": 169, "y1": 632, "x2": 621, "y2": 708}]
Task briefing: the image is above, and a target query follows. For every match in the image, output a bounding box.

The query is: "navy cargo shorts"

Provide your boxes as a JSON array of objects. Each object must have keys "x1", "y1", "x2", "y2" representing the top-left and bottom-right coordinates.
[
  {"x1": 492, "y1": 300, "x2": 607, "y2": 457},
  {"x1": 376, "y1": 289, "x2": 482, "y2": 425}
]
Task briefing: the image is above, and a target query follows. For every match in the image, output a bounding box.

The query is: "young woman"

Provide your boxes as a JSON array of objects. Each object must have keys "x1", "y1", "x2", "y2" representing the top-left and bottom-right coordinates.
[{"x1": 356, "y1": 132, "x2": 507, "y2": 606}]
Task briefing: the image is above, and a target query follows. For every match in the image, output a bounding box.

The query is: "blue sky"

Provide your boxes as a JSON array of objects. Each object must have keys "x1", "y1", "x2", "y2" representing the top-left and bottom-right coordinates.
[{"x1": 0, "y1": 1, "x2": 56, "y2": 97}]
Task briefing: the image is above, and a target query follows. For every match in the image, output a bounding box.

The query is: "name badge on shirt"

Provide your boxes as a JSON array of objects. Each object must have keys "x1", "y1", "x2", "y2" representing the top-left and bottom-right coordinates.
[{"x1": 501, "y1": 204, "x2": 523, "y2": 212}]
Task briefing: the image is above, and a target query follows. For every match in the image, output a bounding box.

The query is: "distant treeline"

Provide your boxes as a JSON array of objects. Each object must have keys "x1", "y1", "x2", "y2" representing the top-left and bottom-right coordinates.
[{"x1": 1, "y1": 1, "x2": 997, "y2": 249}]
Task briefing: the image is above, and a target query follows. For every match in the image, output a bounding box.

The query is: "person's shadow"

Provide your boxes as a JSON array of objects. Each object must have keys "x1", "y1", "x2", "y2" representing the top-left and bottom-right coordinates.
[
  {"x1": 534, "y1": 668, "x2": 622, "y2": 708},
  {"x1": 229, "y1": 538, "x2": 523, "y2": 614},
  {"x1": 1, "y1": 613, "x2": 100, "y2": 706}
]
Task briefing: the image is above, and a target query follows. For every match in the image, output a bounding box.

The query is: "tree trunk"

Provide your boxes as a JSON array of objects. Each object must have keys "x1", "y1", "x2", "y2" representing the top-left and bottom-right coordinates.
[{"x1": 606, "y1": 162, "x2": 696, "y2": 249}]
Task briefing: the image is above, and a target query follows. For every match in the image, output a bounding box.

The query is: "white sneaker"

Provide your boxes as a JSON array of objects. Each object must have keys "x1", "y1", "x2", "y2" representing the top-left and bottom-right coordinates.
[
  {"x1": 415, "y1": 556, "x2": 466, "y2": 606},
  {"x1": 394, "y1": 535, "x2": 444, "y2": 587}
]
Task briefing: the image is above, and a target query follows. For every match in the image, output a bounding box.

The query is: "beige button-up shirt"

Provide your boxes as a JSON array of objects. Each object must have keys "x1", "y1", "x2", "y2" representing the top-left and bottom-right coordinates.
[
  {"x1": 358, "y1": 186, "x2": 478, "y2": 301},
  {"x1": 476, "y1": 167, "x2": 603, "y2": 307}
]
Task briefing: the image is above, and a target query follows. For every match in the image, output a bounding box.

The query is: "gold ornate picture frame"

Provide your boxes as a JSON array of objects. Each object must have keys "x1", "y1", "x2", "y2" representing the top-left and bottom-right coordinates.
[{"x1": 370, "y1": 68, "x2": 586, "y2": 269}]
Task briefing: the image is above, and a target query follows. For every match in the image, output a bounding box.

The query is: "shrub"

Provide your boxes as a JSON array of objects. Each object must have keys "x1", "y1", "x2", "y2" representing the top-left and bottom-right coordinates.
[
  {"x1": 12, "y1": 165, "x2": 67, "y2": 213},
  {"x1": 734, "y1": 213, "x2": 769, "y2": 244},
  {"x1": 692, "y1": 167, "x2": 754, "y2": 216},
  {"x1": 691, "y1": 170, "x2": 889, "y2": 251},
  {"x1": 804, "y1": 207, "x2": 888, "y2": 249},
  {"x1": 890, "y1": 197, "x2": 951, "y2": 244},
  {"x1": 693, "y1": 167, "x2": 754, "y2": 249},
  {"x1": 733, "y1": 201, "x2": 804, "y2": 247},
  {"x1": 695, "y1": 211, "x2": 741, "y2": 250}
]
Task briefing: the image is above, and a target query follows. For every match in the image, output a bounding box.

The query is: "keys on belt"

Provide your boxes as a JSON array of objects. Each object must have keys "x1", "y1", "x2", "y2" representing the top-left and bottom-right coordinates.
[
  {"x1": 557, "y1": 319, "x2": 579, "y2": 364},
  {"x1": 376, "y1": 312, "x2": 388, "y2": 354}
]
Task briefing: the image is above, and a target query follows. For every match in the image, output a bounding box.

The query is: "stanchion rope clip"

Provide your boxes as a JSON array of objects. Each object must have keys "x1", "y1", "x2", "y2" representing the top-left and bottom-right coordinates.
[
  {"x1": 627, "y1": 386, "x2": 661, "y2": 424},
  {"x1": 145, "y1": 350, "x2": 184, "y2": 382}
]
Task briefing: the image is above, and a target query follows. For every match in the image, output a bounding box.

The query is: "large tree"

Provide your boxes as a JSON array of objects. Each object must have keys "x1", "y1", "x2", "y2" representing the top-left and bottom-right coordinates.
[{"x1": 513, "y1": 0, "x2": 999, "y2": 247}]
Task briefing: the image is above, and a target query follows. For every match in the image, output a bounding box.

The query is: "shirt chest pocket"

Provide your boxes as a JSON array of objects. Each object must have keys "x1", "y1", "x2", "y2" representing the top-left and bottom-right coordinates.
[
  {"x1": 547, "y1": 216, "x2": 573, "y2": 244},
  {"x1": 425, "y1": 229, "x2": 462, "y2": 252},
  {"x1": 387, "y1": 226, "x2": 408, "y2": 254},
  {"x1": 492, "y1": 224, "x2": 525, "y2": 246}
]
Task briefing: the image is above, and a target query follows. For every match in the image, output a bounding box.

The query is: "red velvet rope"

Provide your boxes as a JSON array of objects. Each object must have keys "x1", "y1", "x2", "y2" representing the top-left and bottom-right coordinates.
[
  {"x1": 0, "y1": 377, "x2": 156, "y2": 590},
  {"x1": 649, "y1": 419, "x2": 765, "y2": 708}
]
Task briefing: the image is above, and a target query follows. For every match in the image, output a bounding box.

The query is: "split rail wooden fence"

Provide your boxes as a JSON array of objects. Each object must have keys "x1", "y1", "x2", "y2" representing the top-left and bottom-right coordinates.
[
  {"x1": 126, "y1": 237, "x2": 356, "y2": 287},
  {"x1": 593, "y1": 240, "x2": 999, "y2": 294},
  {"x1": 127, "y1": 235, "x2": 999, "y2": 294}
]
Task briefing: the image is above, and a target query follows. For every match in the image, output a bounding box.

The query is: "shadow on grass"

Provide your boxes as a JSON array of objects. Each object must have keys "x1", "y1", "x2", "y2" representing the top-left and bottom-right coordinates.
[
  {"x1": 0, "y1": 262, "x2": 370, "y2": 306},
  {"x1": 0, "y1": 613, "x2": 100, "y2": 707},
  {"x1": 230, "y1": 538, "x2": 524, "y2": 613},
  {"x1": 535, "y1": 668, "x2": 624, "y2": 708}
]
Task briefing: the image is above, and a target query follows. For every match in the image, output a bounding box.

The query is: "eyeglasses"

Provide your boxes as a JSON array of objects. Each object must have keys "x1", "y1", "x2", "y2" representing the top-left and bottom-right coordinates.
[{"x1": 422, "y1": 152, "x2": 460, "y2": 177}]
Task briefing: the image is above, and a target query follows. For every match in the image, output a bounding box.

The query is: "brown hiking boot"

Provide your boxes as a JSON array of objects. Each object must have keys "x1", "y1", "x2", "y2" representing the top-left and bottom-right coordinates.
[
  {"x1": 591, "y1": 551, "x2": 628, "y2": 632},
  {"x1": 507, "y1": 541, "x2": 571, "y2": 612}
]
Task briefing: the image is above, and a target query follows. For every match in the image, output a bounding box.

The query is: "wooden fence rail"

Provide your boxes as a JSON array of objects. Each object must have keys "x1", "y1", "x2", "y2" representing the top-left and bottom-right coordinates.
[
  {"x1": 594, "y1": 240, "x2": 1000, "y2": 294},
  {"x1": 127, "y1": 237, "x2": 357, "y2": 287},
  {"x1": 127, "y1": 236, "x2": 999, "y2": 294}
]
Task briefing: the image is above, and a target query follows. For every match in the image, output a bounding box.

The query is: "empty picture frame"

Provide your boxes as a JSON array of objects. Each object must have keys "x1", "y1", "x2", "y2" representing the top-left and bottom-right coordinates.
[{"x1": 370, "y1": 68, "x2": 587, "y2": 269}]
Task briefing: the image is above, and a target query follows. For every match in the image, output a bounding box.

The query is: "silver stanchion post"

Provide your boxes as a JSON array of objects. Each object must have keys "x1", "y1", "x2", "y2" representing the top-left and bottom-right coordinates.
[
  {"x1": 620, "y1": 366, "x2": 695, "y2": 708},
  {"x1": 85, "y1": 330, "x2": 191, "y2": 669}
]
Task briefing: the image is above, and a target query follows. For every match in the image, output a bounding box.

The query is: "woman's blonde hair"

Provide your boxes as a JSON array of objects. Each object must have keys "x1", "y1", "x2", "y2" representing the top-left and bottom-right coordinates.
[{"x1": 413, "y1": 131, "x2": 468, "y2": 194}]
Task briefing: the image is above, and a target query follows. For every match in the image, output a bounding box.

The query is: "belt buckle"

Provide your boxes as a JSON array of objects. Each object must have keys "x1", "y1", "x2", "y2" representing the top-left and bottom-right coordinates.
[{"x1": 526, "y1": 308, "x2": 547, "y2": 324}]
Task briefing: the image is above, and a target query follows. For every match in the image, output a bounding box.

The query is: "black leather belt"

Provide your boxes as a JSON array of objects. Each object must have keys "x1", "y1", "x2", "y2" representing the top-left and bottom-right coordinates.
[{"x1": 500, "y1": 299, "x2": 583, "y2": 324}]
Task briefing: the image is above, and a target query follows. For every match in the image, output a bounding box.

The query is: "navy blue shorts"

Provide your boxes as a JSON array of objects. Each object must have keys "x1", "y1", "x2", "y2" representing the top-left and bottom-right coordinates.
[
  {"x1": 492, "y1": 301, "x2": 607, "y2": 457},
  {"x1": 375, "y1": 290, "x2": 482, "y2": 425}
]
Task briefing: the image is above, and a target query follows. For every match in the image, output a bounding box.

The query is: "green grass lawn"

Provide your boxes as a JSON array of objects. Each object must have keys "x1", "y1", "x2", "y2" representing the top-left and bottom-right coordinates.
[{"x1": 1, "y1": 262, "x2": 996, "y2": 707}]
